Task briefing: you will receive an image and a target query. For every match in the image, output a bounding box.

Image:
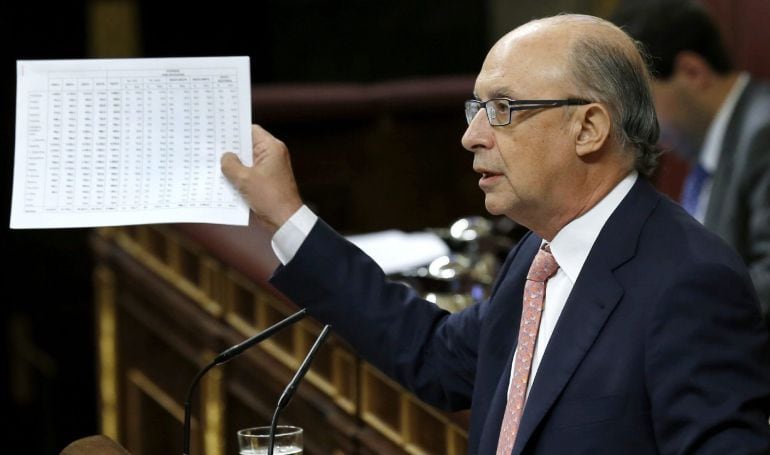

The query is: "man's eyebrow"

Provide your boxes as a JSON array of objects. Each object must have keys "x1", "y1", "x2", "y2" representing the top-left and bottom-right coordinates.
[
  {"x1": 474, "y1": 87, "x2": 517, "y2": 101},
  {"x1": 488, "y1": 88, "x2": 516, "y2": 99}
]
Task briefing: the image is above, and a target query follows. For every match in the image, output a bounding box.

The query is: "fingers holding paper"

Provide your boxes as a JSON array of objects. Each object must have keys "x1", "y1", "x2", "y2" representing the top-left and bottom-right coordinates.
[{"x1": 221, "y1": 125, "x2": 303, "y2": 233}]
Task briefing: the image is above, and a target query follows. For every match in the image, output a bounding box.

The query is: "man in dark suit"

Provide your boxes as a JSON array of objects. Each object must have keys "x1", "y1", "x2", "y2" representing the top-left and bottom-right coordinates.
[
  {"x1": 614, "y1": 1, "x2": 770, "y2": 328},
  {"x1": 222, "y1": 14, "x2": 770, "y2": 454}
]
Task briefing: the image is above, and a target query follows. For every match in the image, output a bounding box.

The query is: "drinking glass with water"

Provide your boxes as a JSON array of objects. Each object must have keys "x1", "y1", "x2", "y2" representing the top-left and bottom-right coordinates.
[{"x1": 237, "y1": 425, "x2": 303, "y2": 454}]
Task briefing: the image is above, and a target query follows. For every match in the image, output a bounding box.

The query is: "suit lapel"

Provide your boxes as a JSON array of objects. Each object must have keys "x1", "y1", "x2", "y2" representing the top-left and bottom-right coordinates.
[
  {"x1": 511, "y1": 258, "x2": 623, "y2": 454},
  {"x1": 704, "y1": 79, "x2": 762, "y2": 228},
  {"x1": 510, "y1": 178, "x2": 660, "y2": 454},
  {"x1": 704, "y1": 80, "x2": 754, "y2": 227}
]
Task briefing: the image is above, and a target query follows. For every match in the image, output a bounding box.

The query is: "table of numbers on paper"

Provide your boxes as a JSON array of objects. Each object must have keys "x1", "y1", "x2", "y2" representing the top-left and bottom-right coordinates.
[{"x1": 11, "y1": 57, "x2": 252, "y2": 228}]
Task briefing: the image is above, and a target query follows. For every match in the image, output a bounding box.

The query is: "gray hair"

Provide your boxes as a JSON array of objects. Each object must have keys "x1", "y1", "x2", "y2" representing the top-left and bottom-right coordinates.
[{"x1": 567, "y1": 26, "x2": 661, "y2": 177}]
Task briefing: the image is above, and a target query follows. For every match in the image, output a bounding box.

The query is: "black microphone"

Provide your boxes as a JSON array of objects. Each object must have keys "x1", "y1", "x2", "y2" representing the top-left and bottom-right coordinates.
[
  {"x1": 182, "y1": 308, "x2": 307, "y2": 455},
  {"x1": 267, "y1": 324, "x2": 332, "y2": 455}
]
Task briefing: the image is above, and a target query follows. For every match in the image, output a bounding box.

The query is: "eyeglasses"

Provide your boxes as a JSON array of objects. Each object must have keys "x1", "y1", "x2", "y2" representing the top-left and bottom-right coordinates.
[{"x1": 464, "y1": 98, "x2": 591, "y2": 126}]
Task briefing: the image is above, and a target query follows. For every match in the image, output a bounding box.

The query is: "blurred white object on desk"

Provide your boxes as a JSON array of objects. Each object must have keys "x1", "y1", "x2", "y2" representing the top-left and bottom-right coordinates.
[{"x1": 346, "y1": 230, "x2": 450, "y2": 275}]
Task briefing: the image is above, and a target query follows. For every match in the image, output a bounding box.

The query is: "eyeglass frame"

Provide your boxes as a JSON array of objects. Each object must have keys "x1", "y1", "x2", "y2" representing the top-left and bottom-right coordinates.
[{"x1": 464, "y1": 98, "x2": 592, "y2": 126}]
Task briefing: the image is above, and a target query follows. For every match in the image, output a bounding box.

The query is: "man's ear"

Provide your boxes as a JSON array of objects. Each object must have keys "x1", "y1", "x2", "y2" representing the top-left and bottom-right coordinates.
[
  {"x1": 575, "y1": 103, "x2": 611, "y2": 157},
  {"x1": 672, "y1": 51, "x2": 714, "y2": 89}
]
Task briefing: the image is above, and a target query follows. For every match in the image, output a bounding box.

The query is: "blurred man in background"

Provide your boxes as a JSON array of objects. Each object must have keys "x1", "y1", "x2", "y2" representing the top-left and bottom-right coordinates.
[{"x1": 615, "y1": 0, "x2": 770, "y2": 328}]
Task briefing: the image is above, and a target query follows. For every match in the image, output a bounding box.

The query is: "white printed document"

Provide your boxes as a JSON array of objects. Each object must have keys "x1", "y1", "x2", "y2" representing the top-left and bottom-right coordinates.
[{"x1": 11, "y1": 57, "x2": 252, "y2": 229}]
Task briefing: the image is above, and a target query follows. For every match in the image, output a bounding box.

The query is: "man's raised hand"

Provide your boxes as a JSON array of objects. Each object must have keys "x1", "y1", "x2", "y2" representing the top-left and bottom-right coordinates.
[{"x1": 221, "y1": 125, "x2": 303, "y2": 233}]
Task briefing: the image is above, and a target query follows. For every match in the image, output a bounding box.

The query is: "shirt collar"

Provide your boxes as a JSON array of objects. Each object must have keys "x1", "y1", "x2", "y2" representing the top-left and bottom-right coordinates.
[
  {"x1": 701, "y1": 72, "x2": 750, "y2": 171},
  {"x1": 544, "y1": 171, "x2": 638, "y2": 283}
]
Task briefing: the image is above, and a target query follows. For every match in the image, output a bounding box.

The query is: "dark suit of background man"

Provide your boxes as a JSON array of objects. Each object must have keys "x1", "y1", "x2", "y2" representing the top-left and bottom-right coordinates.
[
  {"x1": 614, "y1": 0, "x2": 770, "y2": 329},
  {"x1": 222, "y1": 14, "x2": 770, "y2": 454}
]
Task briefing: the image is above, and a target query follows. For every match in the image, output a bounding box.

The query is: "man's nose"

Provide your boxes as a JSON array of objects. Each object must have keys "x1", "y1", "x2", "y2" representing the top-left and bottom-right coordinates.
[{"x1": 461, "y1": 110, "x2": 494, "y2": 153}]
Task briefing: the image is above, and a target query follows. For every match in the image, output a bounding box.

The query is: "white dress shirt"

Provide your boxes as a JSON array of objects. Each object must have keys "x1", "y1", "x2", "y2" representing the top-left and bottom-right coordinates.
[
  {"x1": 270, "y1": 171, "x2": 639, "y2": 400},
  {"x1": 692, "y1": 72, "x2": 750, "y2": 222},
  {"x1": 515, "y1": 171, "x2": 637, "y2": 398},
  {"x1": 271, "y1": 204, "x2": 318, "y2": 264}
]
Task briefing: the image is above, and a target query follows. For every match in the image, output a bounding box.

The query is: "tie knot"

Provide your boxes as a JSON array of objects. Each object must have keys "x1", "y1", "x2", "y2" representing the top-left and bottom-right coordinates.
[{"x1": 527, "y1": 246, "x2": 559, "y2": 282}]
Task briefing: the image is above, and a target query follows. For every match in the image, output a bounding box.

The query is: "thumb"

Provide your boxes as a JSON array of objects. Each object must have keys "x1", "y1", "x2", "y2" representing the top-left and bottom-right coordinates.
[{"x1": 220, "y1": 152, "x2": 245, "y2": 184}]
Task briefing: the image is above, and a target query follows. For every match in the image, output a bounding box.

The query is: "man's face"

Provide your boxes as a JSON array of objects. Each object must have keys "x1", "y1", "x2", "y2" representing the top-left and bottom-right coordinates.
[
  {"x1": 461, "y1": 31, "x2": 579, "y2": 224},
  {"x1": 651, "y1": 75, "x2": 708, "y2": 159}
]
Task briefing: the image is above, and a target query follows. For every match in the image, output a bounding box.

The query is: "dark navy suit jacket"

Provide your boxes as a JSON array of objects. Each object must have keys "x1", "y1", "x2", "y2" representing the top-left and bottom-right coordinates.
[{"x1": 271, "y1": 178, "x2": 770, "y2": 454}]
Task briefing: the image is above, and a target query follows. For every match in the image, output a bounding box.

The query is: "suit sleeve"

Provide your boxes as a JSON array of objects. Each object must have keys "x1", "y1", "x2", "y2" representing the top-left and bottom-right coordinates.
[
  {"x1": 646, "y1": 260, "x2": 770, "y2": 454},
  {"x1": 746, "y1": 125, "x2": 770, "y2": 327},
  {"x1": 269, "y1": 219, "x2": 488, "y2": 410}
]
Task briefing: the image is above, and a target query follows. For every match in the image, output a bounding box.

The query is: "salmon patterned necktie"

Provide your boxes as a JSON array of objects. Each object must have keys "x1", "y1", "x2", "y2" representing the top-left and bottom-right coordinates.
[{"x1": 496, "y1": 245, "x2": 559, "y2": 455}]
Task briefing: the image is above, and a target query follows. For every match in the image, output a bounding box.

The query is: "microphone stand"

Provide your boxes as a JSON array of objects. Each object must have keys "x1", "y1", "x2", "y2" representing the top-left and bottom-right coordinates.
[
  {"x1": 182, "y1": 308, "x2": 307, "y2": 455},
  {"x1": 267, "y1": 324, "x2": 331, "y2": 455}
]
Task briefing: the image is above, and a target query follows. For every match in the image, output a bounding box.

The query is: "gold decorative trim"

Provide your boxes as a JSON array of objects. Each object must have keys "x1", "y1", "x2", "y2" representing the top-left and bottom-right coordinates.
[
  {"x1": 114, "y1": 227, "x2": 222, "y2": 316},
  {"x1": 362, "y1": 409, "x2": 404, "y2": 446},
  {"x1": 331, "y1": 348, "x2": 357, "y2": 414},
  {"x1": 401, "y1": 394, "x2": 421, "y2": 454},
  {"x1": 87, "y1": 0, "x2": 141, "y2": 58},
  {"x1": 126, "y1": 369, "x2": 187, "y2": 453},
  {"x1": 295, "y1": 321, "x2": 336, "y2": 395},
  {"x1": 95, "y1": 265, "x2": 119, "y2": 440},
  {"x1": 96, "y1": 226, "x2": 117, "y2": 238},
  {"x1": 202, "y1": 358, "x2": 225, "y2": 455},
  {"x1": 223, "y1": 269, "x2": 260, "y2": 334},
  {"x1": 126, "y1": 369, "x2": 186, "y2": 422},
  {"x1": 200, "y1": 256, "x2": 223, "y2": 303},
  {"x1": 404, "y1": 397, "x2": 450, "y2": 455},
  {"x1": 447, "y1": 426, "x2": 468, "y2": 455},
  {"x1": 305, "y1": 369, "x2": 336, "y2": 396},
  {"x1": 260, "y1": 340, "x2": 301, "y2": 370},
  {"x1": 361, "y1": 364, "x2": 404, "y2": 445}
]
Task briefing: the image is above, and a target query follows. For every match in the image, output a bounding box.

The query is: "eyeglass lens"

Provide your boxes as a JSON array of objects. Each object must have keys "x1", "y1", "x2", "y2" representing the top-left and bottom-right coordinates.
[{"x1": 465, "y1": 99, "x2": 510, "y2": 126}]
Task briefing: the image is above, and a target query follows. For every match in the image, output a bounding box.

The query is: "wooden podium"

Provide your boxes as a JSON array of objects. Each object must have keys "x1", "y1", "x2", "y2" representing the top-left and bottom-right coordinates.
[
  {"x1": 91, "y1": 77, "x2": 477, "y2": 455},
  {"x1": 91, "y1": 223, "x2": 469, "y2": 455}
]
